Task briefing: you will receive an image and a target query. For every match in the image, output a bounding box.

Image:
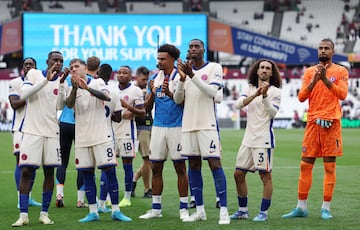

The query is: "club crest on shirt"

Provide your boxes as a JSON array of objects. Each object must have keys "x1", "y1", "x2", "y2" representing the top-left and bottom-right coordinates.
[
  {"x1": 302, "y1": 146, "x2": 306, "y2": 153},
  {"x1": 123, "y1": 95, "x2": 129, "y2": 101},
  {"x1": 201, "y1": 74, "x2": 208, "y2": 80},
  {"x1": 21, "y1": 154, "x2": 28, "y2": 160},
  {"x1": 329, "y1": 77, "x2": 336, "y2": 82},
  {"x1": 53, "y1": 88, "x2": 58, "y2": 95}
]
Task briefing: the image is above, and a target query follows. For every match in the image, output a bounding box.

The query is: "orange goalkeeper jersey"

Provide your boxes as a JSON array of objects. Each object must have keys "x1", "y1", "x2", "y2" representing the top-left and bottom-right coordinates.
[{"x1": 298, "y1": 63, "x2": 348, "y2": 122}]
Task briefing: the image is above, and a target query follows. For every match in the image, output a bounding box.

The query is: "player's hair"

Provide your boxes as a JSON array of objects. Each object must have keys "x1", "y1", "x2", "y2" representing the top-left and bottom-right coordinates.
[
  {"x1": 98, "y1": 63, "x2": 113, "y2": 82},
  {"x1": 190, "y1": 38, "x2": 205, "y2": 47},
  {"x1": 321, "y1": 38, "x2": 335, "y2": 49},
  {"x1": 23, "y1": 57, "x2": 37, "y2": 67},
  {"x1": 47, "y1": 50, "x2": 62, "y2": 59},
  {"x1": 247, "y1": 59, "x2": 282, "y2": 88},
  {"x1": 136, "y1": 66, "x2": 149, "y2": 76},
  {"x1": 158, "y1": 44, "x2": 180, "y2": 60},
  {"x1": 119, "y1": 65, "x2": 132, "y2": 73},
  {"x1": 69, "y1": 58, "x2": 86, "y2": 66},
  {"x1": 86, "y1": 56, "x2": 101, "y2": 71}
]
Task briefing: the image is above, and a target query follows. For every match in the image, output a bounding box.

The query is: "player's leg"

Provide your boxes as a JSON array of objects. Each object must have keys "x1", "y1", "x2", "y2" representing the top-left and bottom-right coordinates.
[
  {"x1": 232, "y1": 145, "x2": 251, "y2": 220},
  {"x1": 173, "y1": 160, "x2": 189, "y2": 220},
  {"x1": 39, "y1": 167, "x2": 55, "y2": 225},
  {"x1": 120, "y1": 157, "x2": 133, "y2": 207},
  {"x1": 39, "y1": 136, "x2": 61, "y2": 225},
  {"x1": 187, "y1": 164, "x2": 196, "y2": 208},
  {"x1": 139, "y1": 161, "x2": 164, "y2": 219},
  {"x1": 253, "y1": 171, "x2": 272, "y2": 222},
  {"x1": 13, "y1": 166, "x2": 34, "y2": 227},
  {"x1": 95, "y1": 141, "x2": 132, "y2": 222},
  {"x1": 133, "y1": 129, "x2": 152, "y2": 198},
  {"x1": 76, "y1": 170, "x2": 87, "y2": 208},
  {"x1": 55, "y1": 122, "x2": 73, "y2": 207},
  {"x1": 282, "y1": 123, "x2": 319, "y2": 218},
  {"x1": 13, "y1": 131, "x2": 40, "y2": 207},
  {"x1": 98, "y1": 171, "x2": 111, "y2": 213},
  {"x1": 208, "y1": 158, "x2": 230, "y2": 224},
  {"x1": 321, "y1": 157, "x2": 336, "y2": 220},
  {"x1": 141, "y1": 156, "x2": 152, "y2": 197},
  {"x1": 320, "y1": 121, "x2": 342, "y2": 220},
  {"x1": 253, "y1": 148, "x2": 273, "y2": 222}
]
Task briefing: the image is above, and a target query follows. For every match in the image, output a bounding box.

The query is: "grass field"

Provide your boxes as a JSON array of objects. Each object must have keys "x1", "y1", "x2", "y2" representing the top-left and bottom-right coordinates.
[{"x1": 0, "y1": 128, "x2": 359, "y2": 229}]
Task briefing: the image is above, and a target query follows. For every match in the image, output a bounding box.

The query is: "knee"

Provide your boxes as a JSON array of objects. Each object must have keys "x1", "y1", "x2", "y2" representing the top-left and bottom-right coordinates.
[{"x1": 233, "y1": 170, "x2": 245, "y2": 181}]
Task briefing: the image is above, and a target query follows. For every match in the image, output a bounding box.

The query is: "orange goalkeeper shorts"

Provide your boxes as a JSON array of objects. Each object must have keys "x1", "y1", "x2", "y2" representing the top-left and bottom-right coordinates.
[{"x1": 301, "y1": 119, "x2": 343, "y2": 158}]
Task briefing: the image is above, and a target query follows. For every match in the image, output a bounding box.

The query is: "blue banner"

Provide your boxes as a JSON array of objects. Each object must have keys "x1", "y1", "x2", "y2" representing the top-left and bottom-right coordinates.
[
  {"x1": 231, "y1": 27, "x2": 347, "y2": 64},
  {"x1": 23, "y1": 13, "x2": 207, "y2": 72}
]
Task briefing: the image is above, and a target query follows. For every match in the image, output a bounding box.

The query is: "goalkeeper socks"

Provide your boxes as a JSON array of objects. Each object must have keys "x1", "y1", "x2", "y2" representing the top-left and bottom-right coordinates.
[{"x1": 298, "y1": 160, "x2": 313, "y2": 200}]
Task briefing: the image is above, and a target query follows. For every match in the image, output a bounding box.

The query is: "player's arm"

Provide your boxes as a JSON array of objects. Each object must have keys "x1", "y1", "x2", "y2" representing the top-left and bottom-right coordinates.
[
  {"x1": 56, "y1": 83, "x2": 66, "y2": 110},
  {"x1": 214, "y1": 89, "x2": 223, "y2": 104},
  {"x1": 191, "y1": 77, "x2": 219, "y2": 98},
  {"x1": 174, "y1": 59, "x2": 187, "y2": 104},
  {"x1": 65, "y1": 85, "x2": 77, "y2": 108},
  {"x1": 235, "y1": 87, "x2": 262, "y2": 109},
  {"x1": 298, "y1": 68, "x2": 317, "y2": 102},
  {"x1": 263, "y1": 92, "x2": 281, "y2": 118},
  {"x1": 327, "y1": 68, "x2": 348, "y2": 100},
  {"x1": 111, "y1": 110, "x2": 122, "y2": 123},
  {"x1": 8, "y1": 95, "x2": 26, "y2": 110},
  {"x1": 121, "y1": 99, "x2": 146, "y2": 118},
  {"x1": 77, "y1": 77, "x2": 110, "y2": 101},
  {"x1": 144, "y1": 79, "x2": 155, "y2": 112},
  {"x1": 87, "y1": 87, "x2": 111, "y2": 101}
]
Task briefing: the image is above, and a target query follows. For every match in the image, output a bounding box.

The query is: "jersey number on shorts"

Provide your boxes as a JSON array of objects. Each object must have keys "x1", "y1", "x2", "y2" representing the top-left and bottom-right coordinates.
[
  {"x1": 258, "y1": 152, "x2": 264, "y2": 163},
  {"x1": 107, "y1": 148, "x2": 114, "y2": 158},
  {"x1": 123, "y1": 142, "x2": 133, "y2": 152}
]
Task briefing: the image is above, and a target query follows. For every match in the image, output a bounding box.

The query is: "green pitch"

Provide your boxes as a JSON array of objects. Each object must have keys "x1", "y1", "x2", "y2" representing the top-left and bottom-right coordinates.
[{"x1": 0, "y1": 129, "x2": 359, "y2": 229}]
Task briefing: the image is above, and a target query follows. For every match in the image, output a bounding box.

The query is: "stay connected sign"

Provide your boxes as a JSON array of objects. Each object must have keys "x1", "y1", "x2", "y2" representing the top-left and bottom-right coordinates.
[
  {"x1": 23, "y1": 13, "x2": 207, "y2": 71},
  {"x1": 208, "y1": 19, "x2": 347, "y2": 65}
]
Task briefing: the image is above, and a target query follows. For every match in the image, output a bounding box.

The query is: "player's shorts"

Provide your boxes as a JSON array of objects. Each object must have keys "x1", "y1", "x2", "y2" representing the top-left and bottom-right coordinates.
[
  {"x1": 150, "y1": 126, "x2": 185, "y2": 161},
  {"x1": 12, "y1": 131, "x2": 23, "y2": 155},
  {"x1": 235, "y1": 145, "x2": 273, "y2": 172},
  {"x1": 137, "y1": 129, "x2": 151, "y2": 158},
  {"x1": 115, "y1": 138, "x2": 136, "y2": 158},
  {"x1": 181, "y1": 130, "x2": 221, "y2": 159},
  {"x1": 302, "y1": 119, "x2": 342, "y2": 158},
  {"x1": 75, "y1": 141, "x2": 117, "y2": 169},
  {"x1": 19, "y1": 133, "x2": 61, "y2": 168}
]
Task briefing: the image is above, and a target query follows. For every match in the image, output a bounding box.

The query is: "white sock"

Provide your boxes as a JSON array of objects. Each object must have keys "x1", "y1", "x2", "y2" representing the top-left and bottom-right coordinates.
[
  {"x1": 321, "y1": 201, "x2": 331, "y2": 211},
  {"x1": 180, "y1": 197, "x2": 188, "y2": 204},
  {"x1": 196, "y1": 205, "x2": 205, "y2": 214},
  {"x1": 152, "y1": 195, "x2": 161, "y2": 204},
  {"x1": 297, "y1": 199, "x2": 307, "y2": 210},
  {"x1": 77, "y1": 190, "x2": 85, "y2": 203},
  {"x1": 112, "y1": 204, "x2": 119, "y2": 212},
  {"x1": 220, "y1": 206, "x2": 228, "y2": 216},
  {"x1": 99, "y1": 200, "x2": 105, "y2": 208},
  {"x1": 239, "y1": 207, "x2": 248, "y2": 212},
  {"x1": 56, "y1": 185, "x2": 64, "y2": 197},
  {"x1": 89, "y1": 204, "x2": 98, "y2": 214},
  {"x1": 124, "y1": 191, "x2": 131, "y2": 200}
]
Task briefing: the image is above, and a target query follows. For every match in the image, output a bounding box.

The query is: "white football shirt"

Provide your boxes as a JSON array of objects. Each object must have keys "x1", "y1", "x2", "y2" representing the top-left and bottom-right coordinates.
[
  {"x1": 239, "y1": 85, "x2": 281, "y2": 148},
  {"x1": 71, "y1": 78, "x2": 113, "y2": 147},
  {"x1": 182, "y1": 62, "x2": 223, "y2": 132},
  {"x1": 112, "y1": 83, "x2": 144, "y2": 140},
  {"x1": 8, "y1": 77, "x2": 25, "y2": 132},
  {"x1": 21, "y1": 69, "x2": 59, "y2": 137}
]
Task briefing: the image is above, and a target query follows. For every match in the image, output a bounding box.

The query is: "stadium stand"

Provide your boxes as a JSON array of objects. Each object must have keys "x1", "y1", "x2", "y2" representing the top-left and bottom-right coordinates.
[
  {"x1": 280, "y1": 0, "x2": 358, "y2": 53},
  {"x1": 0, "y1": 0, "x2": 13, "y2": 23},
  {"x1": 209, "y1": 1, "x2": 274, "y2": 35},
  {"x1": 41, "y1": 1, "x2": 100, "y2": 13}
]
